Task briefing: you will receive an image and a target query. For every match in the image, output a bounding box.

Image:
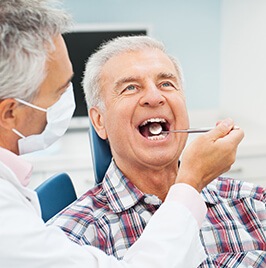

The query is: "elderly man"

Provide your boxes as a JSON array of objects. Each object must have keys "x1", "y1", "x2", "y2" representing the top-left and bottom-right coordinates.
[
  {"x1": 0, "y1": 1, "x2": 242, "y2": 267},
  {"x1": 48, "y1": 36, "x2": 255, "y2": 266}
]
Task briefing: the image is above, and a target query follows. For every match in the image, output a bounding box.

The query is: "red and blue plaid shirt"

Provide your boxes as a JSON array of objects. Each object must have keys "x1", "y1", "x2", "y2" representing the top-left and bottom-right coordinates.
[{"x1": 49, "y1": 160, "x2": 266, "y2": 267}]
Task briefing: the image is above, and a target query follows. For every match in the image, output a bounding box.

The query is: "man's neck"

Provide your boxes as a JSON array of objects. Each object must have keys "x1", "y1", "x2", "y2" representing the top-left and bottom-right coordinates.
[{"x1": 118, "y1": 162, "x2": 178, "y2": 201}]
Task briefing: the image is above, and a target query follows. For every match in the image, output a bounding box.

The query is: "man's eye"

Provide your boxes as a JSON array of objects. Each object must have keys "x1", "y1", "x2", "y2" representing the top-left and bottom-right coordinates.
[
  {"x1": 125, "y1": 85, "x2": 136, "y2": 91},
  {"x1": 162, "y1": 82, "x2": 172, "y2": 87},
  {"x1": 161, "y1": 81, "x2": 178, "y2": 90},
  {"x1": 120, "y1": 84, "x2": 137, "y2": 94}
]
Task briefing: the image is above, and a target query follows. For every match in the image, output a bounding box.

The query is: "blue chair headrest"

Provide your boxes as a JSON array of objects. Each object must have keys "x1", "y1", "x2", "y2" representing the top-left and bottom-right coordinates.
[
  {"x1": 35, "y1": 173, "x2": 77, "y2": 222},
  {"x1": 88, "y1": 121, "x2": 112, "y2": 184}
]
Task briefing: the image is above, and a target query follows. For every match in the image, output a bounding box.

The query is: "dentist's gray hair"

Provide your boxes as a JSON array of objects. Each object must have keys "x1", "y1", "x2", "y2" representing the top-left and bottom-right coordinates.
[
  {"x1": 82, "y1": 35, "x2": 184, "y2": 110},
  {"x1": 0, "y1": 0, "x2": 72, "y2": 101}
]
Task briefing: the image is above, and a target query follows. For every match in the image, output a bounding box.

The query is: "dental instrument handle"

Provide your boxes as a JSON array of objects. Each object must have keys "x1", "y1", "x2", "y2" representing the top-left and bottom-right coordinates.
[{"x1": 163, "y1": 126, "x2": 239, "y2": 134}]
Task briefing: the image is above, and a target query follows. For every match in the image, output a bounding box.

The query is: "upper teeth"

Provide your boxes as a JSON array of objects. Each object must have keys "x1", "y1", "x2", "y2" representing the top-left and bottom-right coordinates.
[{"x1": 140, "y1": 118, "x2": 166, "y2": 127}]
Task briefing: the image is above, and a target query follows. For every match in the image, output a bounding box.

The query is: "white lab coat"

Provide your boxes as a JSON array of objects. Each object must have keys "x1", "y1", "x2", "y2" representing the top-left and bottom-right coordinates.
[{"x1": 0, "y1": 161, "x2": 206, "y2": 268}]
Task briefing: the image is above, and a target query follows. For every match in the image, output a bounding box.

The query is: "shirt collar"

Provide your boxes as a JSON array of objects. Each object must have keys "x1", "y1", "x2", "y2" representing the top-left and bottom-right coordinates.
[
  {"x1": 102, "y1": 162, "x2": 225, "y2": 209},
  {"x1": 102, "y1": 160, "x2": 146, "y2": 213},
  {"x1": 0, "y1": 147, "x2": 32, "y2": 186}
]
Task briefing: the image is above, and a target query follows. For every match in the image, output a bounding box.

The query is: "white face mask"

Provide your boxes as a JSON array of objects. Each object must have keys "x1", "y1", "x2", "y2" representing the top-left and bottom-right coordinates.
[{"x1": 12, "y1": 83, "x2": 76, "y2": 155}]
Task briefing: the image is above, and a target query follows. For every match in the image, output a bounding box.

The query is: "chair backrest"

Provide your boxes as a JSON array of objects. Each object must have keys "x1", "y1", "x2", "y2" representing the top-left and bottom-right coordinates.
[
  {"x1": 88, "y1": 121, "x2": 112, "y2": 184},
  {"x1": 35, "y1": 172, "x2": 77, "y2": 222}
]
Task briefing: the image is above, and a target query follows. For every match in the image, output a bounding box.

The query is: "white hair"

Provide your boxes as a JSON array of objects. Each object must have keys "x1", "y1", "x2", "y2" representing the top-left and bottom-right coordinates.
[
  {"x1": 0, "y1": 0, "x2": 72, "y2": 101},
  {"x1": 82, "y1": 35, "x2": 184, "y2": 110}
]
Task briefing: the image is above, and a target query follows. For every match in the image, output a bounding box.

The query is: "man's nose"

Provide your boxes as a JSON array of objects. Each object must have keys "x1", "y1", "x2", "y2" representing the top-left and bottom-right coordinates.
[{"x1": 139, "y1": 84, "x2": 165, "y2": 107}]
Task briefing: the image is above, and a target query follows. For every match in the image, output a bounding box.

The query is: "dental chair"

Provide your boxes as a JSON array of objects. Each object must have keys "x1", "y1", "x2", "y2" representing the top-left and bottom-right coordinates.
[
  {"x1": 35, "y1": 172, "x2": 77, "y2": 222},
  {"x1": 88, "y1": 121, "x2": 112, "y2": 184}
]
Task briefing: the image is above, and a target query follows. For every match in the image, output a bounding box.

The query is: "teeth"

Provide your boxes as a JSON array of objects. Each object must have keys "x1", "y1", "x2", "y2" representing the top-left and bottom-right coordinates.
[
  {"x1": 140, "y1": 118, "x2": 166, "y2": 127},
  {"x1": 148, "y1": 134, "x2": 167, "y2": 141}
]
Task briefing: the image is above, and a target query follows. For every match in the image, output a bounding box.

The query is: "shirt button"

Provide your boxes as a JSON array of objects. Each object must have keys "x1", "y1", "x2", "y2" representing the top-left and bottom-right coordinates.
[
  {"x1": 144, "y1": 195, "x2": 161, "y2": 205},
  {"x1": 144, "y1": 197, "x2": 151, "y2": 204}
]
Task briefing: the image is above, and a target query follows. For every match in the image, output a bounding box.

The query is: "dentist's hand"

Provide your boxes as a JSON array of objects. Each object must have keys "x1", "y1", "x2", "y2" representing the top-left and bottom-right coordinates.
[{"x1": 175, "y1": 118, "x2": 244, "y2": 192}]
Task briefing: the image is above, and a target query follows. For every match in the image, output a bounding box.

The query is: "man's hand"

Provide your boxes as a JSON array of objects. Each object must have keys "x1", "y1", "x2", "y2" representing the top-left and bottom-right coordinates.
[{"x1": 176, "y1": 118, "x2": 244, "y2": 192}]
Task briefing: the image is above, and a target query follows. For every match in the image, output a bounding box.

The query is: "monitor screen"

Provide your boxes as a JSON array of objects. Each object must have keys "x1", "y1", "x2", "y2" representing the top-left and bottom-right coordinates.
[{"x1": 63, "y1": 25, "x2": 147, "y2": 129}]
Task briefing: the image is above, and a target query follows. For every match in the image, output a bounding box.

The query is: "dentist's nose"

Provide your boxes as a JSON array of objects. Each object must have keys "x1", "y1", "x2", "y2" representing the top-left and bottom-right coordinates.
[{"x1": 139, "y1": 84, "x2": 165, "y2": 107}]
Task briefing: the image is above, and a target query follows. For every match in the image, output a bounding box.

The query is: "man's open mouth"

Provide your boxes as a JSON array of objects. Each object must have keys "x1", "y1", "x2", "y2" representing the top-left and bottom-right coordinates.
[{"x1": 138, "y1": 118, "x2": 170, "y2": 140}]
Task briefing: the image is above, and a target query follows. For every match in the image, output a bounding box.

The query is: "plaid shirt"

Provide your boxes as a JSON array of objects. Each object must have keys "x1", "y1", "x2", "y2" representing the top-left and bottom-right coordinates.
[{"x1": 49, "y1": 160, "x2": 266, "y2": 267}]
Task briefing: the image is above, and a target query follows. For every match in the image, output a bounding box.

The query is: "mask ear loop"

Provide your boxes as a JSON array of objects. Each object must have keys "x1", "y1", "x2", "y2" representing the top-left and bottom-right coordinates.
[
  {"x1": 12, "y1": 128, "x2": 26, "y2": 138},
  {"x1": 14, "y1": 98, "x2": 47, "y2": 112},
  {"x1": 12, "y1": 98, "x2": 47, "y2": 138}
]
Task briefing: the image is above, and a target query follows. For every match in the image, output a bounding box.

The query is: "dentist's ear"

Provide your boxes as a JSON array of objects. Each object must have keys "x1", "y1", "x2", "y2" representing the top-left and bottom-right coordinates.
[
  {"x1": 0, "y1": 99, "x2": 19, "y2": 129},
  {"x1": 89, "y1": 107, "x2": 108, "y2": 140}
]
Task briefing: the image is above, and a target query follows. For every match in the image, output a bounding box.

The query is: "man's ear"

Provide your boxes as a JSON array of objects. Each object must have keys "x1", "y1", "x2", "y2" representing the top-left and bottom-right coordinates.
[
  {"x1": 0, "y1": 99, "x2": 18, "y2": 129},
  {"x1": 89, "y1": 107, "x2": 108, "y2": 140}
]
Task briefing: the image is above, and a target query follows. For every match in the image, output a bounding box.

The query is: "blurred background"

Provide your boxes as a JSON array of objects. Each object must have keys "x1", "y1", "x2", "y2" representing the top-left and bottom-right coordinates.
[{"x1": 25, "y1": 0, "x2": 266, "y2": 196}]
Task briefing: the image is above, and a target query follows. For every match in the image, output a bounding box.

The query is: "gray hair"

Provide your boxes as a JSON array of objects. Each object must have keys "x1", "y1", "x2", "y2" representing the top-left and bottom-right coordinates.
[
  {"x1": 82, "y1": 35, "x2": 184, "y2": 110},
  {"x1": 0, "y1": 0, "x2": 72, "y2": 101}
]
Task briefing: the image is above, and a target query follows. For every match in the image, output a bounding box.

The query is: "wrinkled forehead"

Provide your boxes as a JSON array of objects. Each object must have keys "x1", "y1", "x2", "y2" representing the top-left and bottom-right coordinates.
[{"x1": 100, "y1": 48, "x2": 181, "y2": 84}]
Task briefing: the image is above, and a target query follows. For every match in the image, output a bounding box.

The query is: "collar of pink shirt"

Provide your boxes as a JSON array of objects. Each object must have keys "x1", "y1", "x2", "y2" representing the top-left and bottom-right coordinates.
[{"x1": 0, "y1": 147, "x2": 32, "y2": 186}]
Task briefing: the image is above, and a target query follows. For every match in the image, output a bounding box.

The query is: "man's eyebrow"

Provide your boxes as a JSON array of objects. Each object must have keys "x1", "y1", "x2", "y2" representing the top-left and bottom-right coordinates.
[
  {"x1": 157, "y1": 72, "x2": 179, "y2": 81},
  {"x1": 114, "y1": 73, "x2": 180, "y2": 88},
  {"x1": 58, "y1": 73, "x2": 74, "y2": 91},
  {"x1": 114, "y1": 76, "x2": 141, "y2": 88}
]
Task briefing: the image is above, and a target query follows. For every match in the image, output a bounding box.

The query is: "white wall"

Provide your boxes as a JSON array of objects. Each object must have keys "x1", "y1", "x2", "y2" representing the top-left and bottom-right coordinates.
[
  {"x1": 220, "y1": 0, "x2": 266, "y2": 146},
  {"x1": 218, "y1": 0, "x2": 266, "y2": 187}
]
